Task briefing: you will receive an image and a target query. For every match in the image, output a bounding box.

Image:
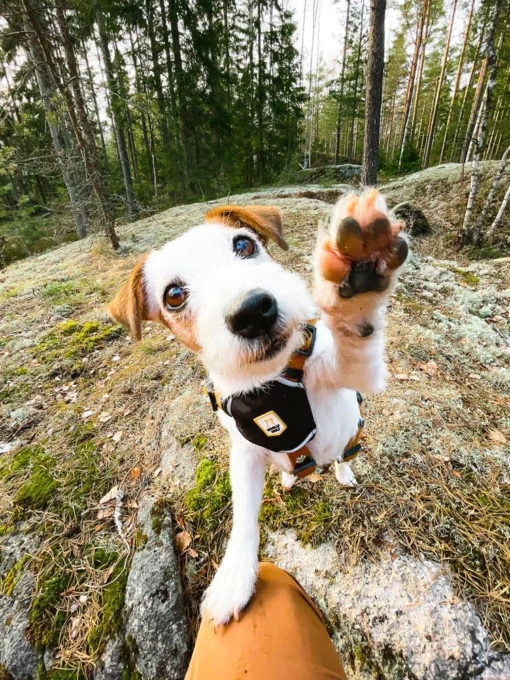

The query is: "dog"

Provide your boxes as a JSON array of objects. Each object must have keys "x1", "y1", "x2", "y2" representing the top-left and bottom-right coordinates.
[{"x1": 108, "y1": 188, "x2": 408, "y2": 625}]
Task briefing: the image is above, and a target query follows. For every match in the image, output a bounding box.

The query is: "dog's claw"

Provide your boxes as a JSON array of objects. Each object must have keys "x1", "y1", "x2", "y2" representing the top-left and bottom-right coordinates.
[{"x1": 385, "y1": 236, "x2": 409, "y2": 269}]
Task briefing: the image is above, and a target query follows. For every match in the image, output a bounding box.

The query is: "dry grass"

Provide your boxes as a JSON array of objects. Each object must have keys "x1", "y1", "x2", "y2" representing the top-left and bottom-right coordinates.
[{"x1": 0, "y1": 184, "x2": 509, "y2": 675}]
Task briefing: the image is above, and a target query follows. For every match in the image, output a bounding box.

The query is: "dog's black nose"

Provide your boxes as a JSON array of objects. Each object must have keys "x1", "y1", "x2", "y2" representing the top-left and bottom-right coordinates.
[{"x1": 227, "y1": 289, "x2": 278, "y2": 339}]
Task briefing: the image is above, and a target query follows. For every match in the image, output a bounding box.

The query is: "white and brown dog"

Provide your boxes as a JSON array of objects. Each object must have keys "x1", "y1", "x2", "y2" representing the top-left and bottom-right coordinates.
[{"x1": 109, "y1": 189, "x2": 408, "y2": 625}]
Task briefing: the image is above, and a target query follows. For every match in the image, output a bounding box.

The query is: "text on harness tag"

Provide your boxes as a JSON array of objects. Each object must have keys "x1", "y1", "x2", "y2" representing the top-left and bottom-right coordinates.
[{"x1": 254, "y1": 411, "x2": 287, "y2": 437}]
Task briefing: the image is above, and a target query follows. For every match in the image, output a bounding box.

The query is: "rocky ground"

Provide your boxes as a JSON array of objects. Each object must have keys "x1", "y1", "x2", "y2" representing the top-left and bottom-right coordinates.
[{"x1": 0, "y1": 163, "x2": 509, "y2": 679}]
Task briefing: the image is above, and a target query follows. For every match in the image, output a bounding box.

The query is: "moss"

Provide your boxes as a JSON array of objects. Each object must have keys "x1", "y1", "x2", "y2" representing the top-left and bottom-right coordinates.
[
  {"x1": 466, "y1": 244, "x2": 505, "y2": 261},
  {"x1": 446, "y1": 266, "x2": 480, "y2": 287},
  {"x1": 1, "y1": 554, "x2": 30, "y2": 596},
  {"x1": 35, "y1": 320, "x2": 124, "y2": 364},
  {"x1": 87, "y1": 559, "x2": 128, "y2": 657},
  {"x1": 14, "y1": 465, "x2": 59, "y2": 514},
  {"x1": 0, "y1": 444, "x2": 48, "y2": 478},
  {"x1": 43, "y1": 667, "x2": 86, "y2": 679},
  {"x1": 40, "y1": 280, "x2": 81, "y2": 303},
  {"x1": 120, "y1": 635, "x2": 142, "y2": 680},
  {"x1": 185, "y1": 459, "x2": 231, "y2": 526},
  {"x1": 135, "y1": 530, "x2": 149, "y2": 549},
  {"x1": 192, "y1": 435, "x2": 208, "y2": 452},
  {"x1": 30, "y1": 572, "x2": 70, "y2": 651},
  {"x1": 0, "y1": 524, "x2": 13, "y2": 537},
  {"x1": 151, "y1": 498, "x2": 171, "y2": 536},
  {"x1": 0, "y1": 663, "x2": 14, "y2": 680},
  {"x1": 15, "y1": 366, "x2": 28, "y2": 375}
]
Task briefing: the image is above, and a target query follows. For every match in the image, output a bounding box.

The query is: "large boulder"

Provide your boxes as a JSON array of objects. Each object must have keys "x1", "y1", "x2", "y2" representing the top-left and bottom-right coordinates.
[
  {"x1": 122, "y1": 496, "x2": 191, "y2": 680},
  {"x1": 265, "y1": 530, "x2": 509, "y2": 680},
  {"x1": 392, "y1": 202, "x2": 431, "y2": 237}
]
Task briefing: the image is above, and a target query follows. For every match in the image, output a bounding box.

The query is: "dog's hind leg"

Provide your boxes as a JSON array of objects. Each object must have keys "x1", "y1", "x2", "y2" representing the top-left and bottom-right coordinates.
[{"x1": 335, "y1": 460, "x2": 357, "y2": 487}]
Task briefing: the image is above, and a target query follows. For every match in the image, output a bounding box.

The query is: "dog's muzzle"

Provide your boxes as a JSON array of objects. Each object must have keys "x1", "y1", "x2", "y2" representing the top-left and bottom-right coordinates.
[{"x1": 226, "y1": 289, "x2": 278, "y2": 339}]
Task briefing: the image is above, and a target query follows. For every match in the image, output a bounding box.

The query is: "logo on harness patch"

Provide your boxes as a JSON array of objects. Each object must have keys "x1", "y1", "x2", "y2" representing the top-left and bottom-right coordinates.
[{"x1": 254, "y1": 411, "x2": 287, "y2": 437}]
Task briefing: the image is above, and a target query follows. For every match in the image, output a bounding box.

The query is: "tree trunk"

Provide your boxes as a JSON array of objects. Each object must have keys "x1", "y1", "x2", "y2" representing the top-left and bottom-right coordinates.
[
  {"x1": 473, "y1": 144, "x2": 510, "y2": 237},
  {"x1": 256, "y1": 0, "x2": 265, "y2": 181},
  {"x1": 168, "y1": 0, "x2": 193, "y2": 176},
  {"x1": 335, "y1": 0, "x2": 351, "y2": 165},
  {"x1": 461, "y1": 0, "x2": 503, "y2": 244},
  {"x1": 97, "y1": 13, "x2": 138, "y2": 221},
  {"x1": 362, "y1": 0, "x2": 386, "y2": 186},
  {"x1": 28, "y1": 37, "x2": 87, "y2": 237},
  {"x1": 29, "y1": 1, "x2": 119, "y2": 248},
  {"x1": 146, "y1": 0, "x2": 170, "y2": 150},
  {"x1": 82, "y1": 39, "x2": 109, "y2": 171},
  {"x1": 439, "y1": 0, "x2": 475, "y2": 163},
  {"x1": 460, "y1": 60, "x2": 489, "y2": 164},
  {"x1": 422, "y1": 0, "x2": 458, "y2": 168},
  {"x1": 398, "y1": 0, "x2": 427, "y2": 169},
  {"x1": 410, "y1": 0, "x2": 431, "y2": 143},
  {"x1": 348, "y1": 0, "x2": 364, "y2": 161},
  {"x1": 486, "y1": 181, "x2": 510, "y2": 241},
  {"x1": 450, "y1": 29, "x2": 484, "y2": 161}
]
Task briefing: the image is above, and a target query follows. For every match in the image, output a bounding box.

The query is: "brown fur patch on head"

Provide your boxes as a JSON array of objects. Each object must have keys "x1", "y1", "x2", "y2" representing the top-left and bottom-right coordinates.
[
  {"x1": 159, "y1": 311, "x2": 201, "y2": 352},
  {"x1": 108, "y1": 258, "x2": 201, "y2": 351},
  {"x1": 205, "y1": 205, "x2": 289, "y2": 251},
  {"x1": 108, "y1": 256, "x2": 154, "y2": 341}
]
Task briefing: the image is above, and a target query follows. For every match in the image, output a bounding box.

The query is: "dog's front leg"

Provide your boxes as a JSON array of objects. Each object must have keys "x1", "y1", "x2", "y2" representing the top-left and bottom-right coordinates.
[
  {"x1": 201, "y1": 442, "x2": 265, "y2": 626},
  {"x1": 312, "y1": 189, "x2": 408, "y2": 393}
]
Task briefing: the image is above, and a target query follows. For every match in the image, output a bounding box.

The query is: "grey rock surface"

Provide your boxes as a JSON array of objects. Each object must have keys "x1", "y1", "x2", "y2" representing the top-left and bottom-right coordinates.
[
  {"x1": 0, "y1": 571, "x2": 39, "y2": 680},
  {"x1": 0, "y1": 533, "x2": 40, "y2": 680},
  {"x1": 265, "y1": 530, "x2": 509, "y2": 680},
  {"x1": 122, "y1": 496, "x2": 190, "y2": 680},
  {"x1": 93, "y1": 638, "x2": 125, "y2": 680}
]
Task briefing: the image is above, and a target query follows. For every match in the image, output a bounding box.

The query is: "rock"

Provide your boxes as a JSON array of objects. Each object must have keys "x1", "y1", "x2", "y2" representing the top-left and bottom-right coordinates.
[
  {"x1": 265, "y1": 530, "x2": 508, "y2": 680},
  {"x1": 481, "y1": 658, "x2": 510, "y2": 679},
  {"x1": 122, "y1": 496, "x2": 191, "y2": 680},
  {"x1": 0, "y1": 571, "x2": 39, "y2": 680},
  {"x1": 0, "y1": 534, "x2": 41, "y2": 680},
  {"x1": 94, "y1": 638, "x2": 125, "y2": 680},
  {"x1": 392, "y1": 202, "x2": 431, "y2": 237}
]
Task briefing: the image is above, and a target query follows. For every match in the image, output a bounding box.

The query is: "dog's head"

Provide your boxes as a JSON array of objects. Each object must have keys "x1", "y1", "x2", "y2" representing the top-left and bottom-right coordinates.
[{"x1": 108, "y1": 205, "x2": 313, "y2": 386}]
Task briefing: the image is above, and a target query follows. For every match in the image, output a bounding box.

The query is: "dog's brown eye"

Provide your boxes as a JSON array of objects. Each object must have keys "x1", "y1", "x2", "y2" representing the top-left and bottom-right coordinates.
[
  {"x1": 164, "y1": 284, "x2": 187, "y2": 310},
  {"x1": 234, "y1": 235, "x2": 256, "y2": 258}
]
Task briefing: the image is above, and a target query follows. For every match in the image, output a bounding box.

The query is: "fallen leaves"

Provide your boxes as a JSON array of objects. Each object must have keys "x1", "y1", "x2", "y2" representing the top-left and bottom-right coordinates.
[
  {"x1": 489, "y1": 429, "x2": 507, "y2": 445},
  {"x1": 81, "y1": 410, "x2": 94, "y2": 420},
  {"x1": 417, "y1": 360, "x2": 438, "y2": 376},
  {"x1": 99, "y1": 486, "x2": 118, "y2": 505},
  {"x1": 175, "y1": 530, "x2": 192, "y2": 554},
  {"x1": 98, "y1": 411, "x2": 112, "y2": 423},
  {"x1": 130, "y1": 466, "x2": 142, "y2": 480}
]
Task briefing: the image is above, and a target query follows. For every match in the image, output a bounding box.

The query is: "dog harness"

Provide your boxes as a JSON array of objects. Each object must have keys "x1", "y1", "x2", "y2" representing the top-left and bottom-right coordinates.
[{"x1": 204, "y1": 322, "x2": 364, "y2": 479}]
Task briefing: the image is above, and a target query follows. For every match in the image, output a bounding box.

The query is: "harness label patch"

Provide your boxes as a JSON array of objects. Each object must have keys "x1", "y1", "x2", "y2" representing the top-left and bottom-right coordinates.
[{"x1": 254, "y1": 411, "x2": 287, "y2": 437}]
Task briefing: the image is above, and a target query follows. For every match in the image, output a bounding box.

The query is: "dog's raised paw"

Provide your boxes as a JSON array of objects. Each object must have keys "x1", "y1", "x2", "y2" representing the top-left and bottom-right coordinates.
[
  {"x1": 317, "y1": 189, "x2": 408, "y2": 293},
  {"x1": 201, "y1": 554, "x2": 258, "y2": 626}
]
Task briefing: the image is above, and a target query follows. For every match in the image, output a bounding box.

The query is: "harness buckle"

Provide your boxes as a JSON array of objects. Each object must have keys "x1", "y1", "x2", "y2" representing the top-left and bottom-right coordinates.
[
  {"x1": 292, "y1": 454, "x2": 317, "y2": 478},
  {"x1": 203, "y1": 379, "x2": 219, "y2": 412}
]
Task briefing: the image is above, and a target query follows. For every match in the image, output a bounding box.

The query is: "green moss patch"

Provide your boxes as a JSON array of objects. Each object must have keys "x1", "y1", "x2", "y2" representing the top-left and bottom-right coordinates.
[
  {"x1": 30, "y1": 572, "x2": 70, "y2": 651},
  {"x1": 1, "y1": 554, "x2": 30, "y2": 596},
  {"x1": 185, "y1": 459, "x2": 231, "y2": 527},
  {"x1": 87, "y1": 559, "x2": 128, "y2": 657},
  {"x1": 35, "y1": 320, "x2": 124, "y2": 364}
]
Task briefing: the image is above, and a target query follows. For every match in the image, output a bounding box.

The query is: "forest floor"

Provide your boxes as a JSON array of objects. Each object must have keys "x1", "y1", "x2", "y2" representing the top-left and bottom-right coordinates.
[{"x1": 0, "y1": 163, "x2": 509, "y2": 678}]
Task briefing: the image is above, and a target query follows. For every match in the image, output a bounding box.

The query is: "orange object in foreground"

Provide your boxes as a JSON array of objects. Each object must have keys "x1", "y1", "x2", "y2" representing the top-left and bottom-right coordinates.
[{"x1": 186, "y1": 563, "x2": 347, "y2": 680}]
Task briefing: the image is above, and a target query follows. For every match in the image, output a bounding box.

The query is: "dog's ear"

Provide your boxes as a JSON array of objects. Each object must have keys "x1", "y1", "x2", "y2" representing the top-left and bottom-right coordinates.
[
  {"x1": 108, "y1": 256, "x2": 155, "y2": 341},
  {"x1": 205, "y1": 205, "x2": 289, "y2": 250}
]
